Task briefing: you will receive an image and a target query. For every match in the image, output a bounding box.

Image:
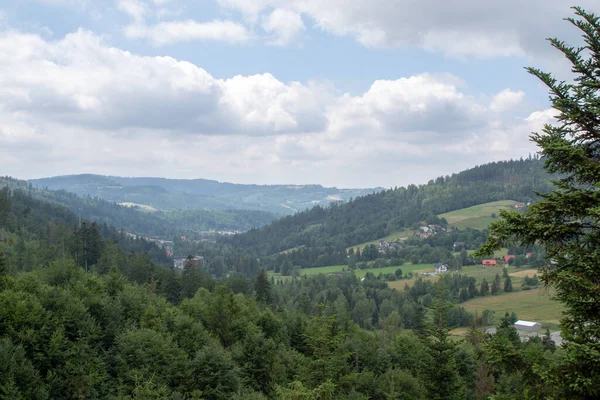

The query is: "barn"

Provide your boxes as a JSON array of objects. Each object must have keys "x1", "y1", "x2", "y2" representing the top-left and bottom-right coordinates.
[{"x1": 514, "y1": 320, "x2": 542, "y2": 331}]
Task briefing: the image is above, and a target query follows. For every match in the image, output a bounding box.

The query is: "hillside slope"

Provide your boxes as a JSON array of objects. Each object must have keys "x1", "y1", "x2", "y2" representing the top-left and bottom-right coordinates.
[
  {"x1": 31, "y1": 174, "x2": 381, "y2": 214},
  {"x1": 1, "y1": 177, "x2": 277, "y2": 239},
  {"x1": 224, "y1": 157, "x2": 553, "y2": 255}
]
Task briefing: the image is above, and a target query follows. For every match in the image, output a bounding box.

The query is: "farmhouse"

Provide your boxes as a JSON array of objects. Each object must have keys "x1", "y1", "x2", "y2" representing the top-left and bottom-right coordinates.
[
  {"x1": 434, "y1": 263, "x2": 448, "y2": 274},
  {"x1": 514, "y1": 320, "x2": 542, "y2": 331},
  {"x1": 515, "y1": 202, "x2": 526, "y2": 208},
  {"x1": 482, "y1": 259, "x2": 497, "y2": 267},
  {"x1": 453, "y1": 241, "x2": 466, "y2": 250}
]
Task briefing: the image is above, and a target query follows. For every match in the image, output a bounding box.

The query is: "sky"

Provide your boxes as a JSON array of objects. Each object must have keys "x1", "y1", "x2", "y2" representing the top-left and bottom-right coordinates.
[{"x1": 0, "y1": 0, "x2": 597, "y2": 188}]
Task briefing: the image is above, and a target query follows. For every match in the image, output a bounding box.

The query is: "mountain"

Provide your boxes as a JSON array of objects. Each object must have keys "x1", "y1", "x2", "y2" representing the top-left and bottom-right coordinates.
[
  {"x1": 224, "y1": 157, "x2": 554, "y2": 256},
  {"x1": 30, "y1": 174, "x2": 382, "y2": 215}
]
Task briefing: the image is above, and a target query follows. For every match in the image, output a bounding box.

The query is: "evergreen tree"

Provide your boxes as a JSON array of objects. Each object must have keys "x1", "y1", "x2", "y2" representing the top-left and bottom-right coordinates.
[
  {"x1": 480, "y1": 278, "x2": 489, "y2": 296},
  {"x1": 503, "y1": 275, "x2": 513, "y2": 292},
  {"x1": 478, "y1": 8, "x2": 600, "y2": 398},
  {"x1": 490, "y1": 281, "x2": 498, "y2": 295},
  {"x1": 255, "y1": 269, "x2": 272, "y2": 304},
  {"x1": 420, "y1": 285, "x2": 464, "y2": 399},
  {"x1": 0, "y1": 249, "x2": 6, "y2": 276}
]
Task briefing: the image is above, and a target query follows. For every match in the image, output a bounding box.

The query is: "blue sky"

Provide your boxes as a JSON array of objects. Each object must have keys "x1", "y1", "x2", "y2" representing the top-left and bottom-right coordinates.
[{"x1": 0, "y1": 0, "x2": 596, "y2": 187}]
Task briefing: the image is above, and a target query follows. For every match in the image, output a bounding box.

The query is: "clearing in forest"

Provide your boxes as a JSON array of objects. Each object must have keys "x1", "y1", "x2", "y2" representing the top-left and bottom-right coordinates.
[{"x1": 439, "y1": 200, "x2": 517, "y2": 230}]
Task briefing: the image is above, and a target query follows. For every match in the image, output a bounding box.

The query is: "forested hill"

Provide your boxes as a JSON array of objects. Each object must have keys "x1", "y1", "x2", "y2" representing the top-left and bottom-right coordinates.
[
  {"x1": 0, "y1": 176, "x2": 277, "y2": 238},
  {"x1": 224, "y1": 157, "x2": 553, "y2": 254},
  {"x1": 30, "y1": 174, "x2": 380, "y2": 215}
]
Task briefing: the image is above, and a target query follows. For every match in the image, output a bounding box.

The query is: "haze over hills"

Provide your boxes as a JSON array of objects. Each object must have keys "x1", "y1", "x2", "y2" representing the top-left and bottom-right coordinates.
[
  {"x1": 30, "y1": 174, "x2": 382, "y2": 215},
  {"x1": 0, "y1": 176, "x2": 278, "y2": 238}
]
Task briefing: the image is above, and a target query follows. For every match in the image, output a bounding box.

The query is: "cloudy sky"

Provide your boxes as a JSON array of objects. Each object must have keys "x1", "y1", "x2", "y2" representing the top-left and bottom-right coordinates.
[{"x1": 0, "y1": 1, "x2": 595, "y2": 188}]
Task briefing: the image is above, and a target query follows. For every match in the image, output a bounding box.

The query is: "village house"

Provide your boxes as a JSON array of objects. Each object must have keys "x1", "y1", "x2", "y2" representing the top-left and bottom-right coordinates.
[
  {"x1": 482, "y1": 259, "x2": 497, "y2": 267},
  {"x1": 453, "y1": 241, "x2": 466, "y2": 251},
  {"x1": 434, "y1": 263, "x2": 448, "y2": 274},
  {"x1": 514, "y1": 202, "x2": 526, "y2": 208},
  {"x1": 525, "y1": 252, "x2": 532, "y2": 258}
]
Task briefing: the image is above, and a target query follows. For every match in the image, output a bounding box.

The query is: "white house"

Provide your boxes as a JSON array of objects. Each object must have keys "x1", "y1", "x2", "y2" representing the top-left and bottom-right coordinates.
[
  {"x1": 434, "y1": 263, "x2": 448, "y2": 274},
  {"x1": 514, "y1": 320, "x2": 542, "y2": 331}
]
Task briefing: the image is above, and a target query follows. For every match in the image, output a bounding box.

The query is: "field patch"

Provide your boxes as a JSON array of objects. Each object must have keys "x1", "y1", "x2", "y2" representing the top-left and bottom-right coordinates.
[
  {"x1": 347, "y1": 228, "x2": 413, "y2": 252},
  {"x1": 509, "y1": 269, "x2": 539, "y2": 278},
  {"x1": 439, "y1": 200, "x2": 517, "y2": 230},
  {"x1": 118, "y1": 202, "x2": 158, "y2": 212},
  {"x1": 460, "y1": 289, "x2": 563, "y2": 327}
]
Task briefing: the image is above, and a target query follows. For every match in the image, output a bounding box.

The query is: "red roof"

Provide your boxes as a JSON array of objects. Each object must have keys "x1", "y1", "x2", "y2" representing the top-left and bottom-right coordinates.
[
  {"x1": 482, "y1": 259, "x2": 497, "y2": 266},
  {"x1": 503, "y1": 255, "x2": 516, "y2": 263}
]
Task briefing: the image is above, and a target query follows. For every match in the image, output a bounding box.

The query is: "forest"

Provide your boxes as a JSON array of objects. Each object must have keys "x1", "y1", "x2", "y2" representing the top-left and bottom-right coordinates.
[{"x1": 0, "y1": 184, "x2": 559, "y2": 399}]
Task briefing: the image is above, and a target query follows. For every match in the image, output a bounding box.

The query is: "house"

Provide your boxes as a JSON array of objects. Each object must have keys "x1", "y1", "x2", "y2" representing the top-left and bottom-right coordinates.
[
  {"x1": 434, "y1": 263, "x2": 448, "y2": 274},
  {"x1": 173, "y1": 255, "x2": 204, "y2": 269},
  {"x1": 482, "y1": 259, "x2": 497, "y2": 267},
  {"x1": 514, "y1": 320, "x2": 542, "y2": 331},
  {"x1": 453, "y1": 242, "x2": 466, "y2": 251},
  {"x1": 515, "y1": 202, "x2": 526, "y2": 209},
  {"x1": 419, "y1": 226, "x2": 430, "y2": 233},
  {"x1": 525, "y1": 253, "x2": 532, "y2": 258},
  {"x1": 503, "y1": 255, "x2": 516, "y2": 264}
]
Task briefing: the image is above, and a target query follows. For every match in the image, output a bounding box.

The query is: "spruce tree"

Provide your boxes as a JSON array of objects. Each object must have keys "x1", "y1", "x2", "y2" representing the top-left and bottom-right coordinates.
[
  {"x1": 503, "y1": 275, "x2": 513, "y2": 293},
  {"x1": 420, "y1": 285, "x2": 464, "y2": 399},
  {"x1": 478, "y1": 8, "x2": 600, "y2": 398},
  {"x1": 255, "y1": 269, "x2": 272, "y2": 304},
  {"x1": 0, "y1": 249, "x2": 6, "y2": 276}
]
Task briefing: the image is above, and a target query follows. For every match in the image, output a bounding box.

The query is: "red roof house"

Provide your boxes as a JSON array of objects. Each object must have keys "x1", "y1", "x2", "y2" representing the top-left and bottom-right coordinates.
[{"x1": 482, "y1": 259, "x2": 497, "y2": 267}]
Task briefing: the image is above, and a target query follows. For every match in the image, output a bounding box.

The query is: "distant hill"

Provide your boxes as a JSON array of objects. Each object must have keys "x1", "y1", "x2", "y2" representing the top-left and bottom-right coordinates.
[
  {"x1": 224, "y1": 157, "x2": 554, "y2": 256},
  {"x1": 1, "y1": 176, "x2": 277, "y2": 238},
  {"x1": 30, "y1": 174, "x2": 381, "y2": 215}
]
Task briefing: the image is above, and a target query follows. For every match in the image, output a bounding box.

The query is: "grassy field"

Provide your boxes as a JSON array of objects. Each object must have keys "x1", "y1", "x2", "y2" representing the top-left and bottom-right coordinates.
[
  {"x1": 387, "y1": 264, "x2": 559, "y2": 328},
  {"x1": 460, "y1": 289, "x2": 563, "y2": 328},
  {"x1": 453, "y1": 248, "x2": 509, "y2": 258},
  {"x1": 439, "y1": 200, "x2": 517, "y2": 230},
  {"x1": 347, "y1": 228, "x2": 413, "y2": 252},
  {"x1": 270, "y1": 263, "x2": 435, "y2": 280}
]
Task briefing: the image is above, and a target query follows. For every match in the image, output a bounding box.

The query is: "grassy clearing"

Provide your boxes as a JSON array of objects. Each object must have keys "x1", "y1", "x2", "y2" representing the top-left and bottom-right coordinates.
[
  {"x1": 509, "y1": 269, "x2": 539, "y2": 278},
  {"x1": 118, "y1": 202, "x2": 159, "y2": 212},
  {"x1": 460, "y1": 288, "x2": 563, "y2": 327},
  {"x1": 453, "y1": 248, "x2": 509, "y2": 258},
  {"x1": 440, "y1": 200, "x2": 516, "y2": 230},
  {"x1": 269, "y1": 263, "x2": 435, "y2": 280},
  {"x1": 347, "y1": 228, "x2": 413, "y2": 252}
]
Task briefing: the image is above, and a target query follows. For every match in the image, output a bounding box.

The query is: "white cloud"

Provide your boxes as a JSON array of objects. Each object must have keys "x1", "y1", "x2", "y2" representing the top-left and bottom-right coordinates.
[
  {"x1": 217, "y1": 0, "x2": 599, "y2": 58},
  {"x1": 261, "y1": 9, "x2": 305, "y2": 46},
  {"x1": 125, "y1": 19, "x2": 251, "y2": 45},
  {"x1": 490, "y1": 89, "x2": 526, "y2": 113},
  {"x1": 0, "y1": 29, "x2": 546, "y2": 187}
]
